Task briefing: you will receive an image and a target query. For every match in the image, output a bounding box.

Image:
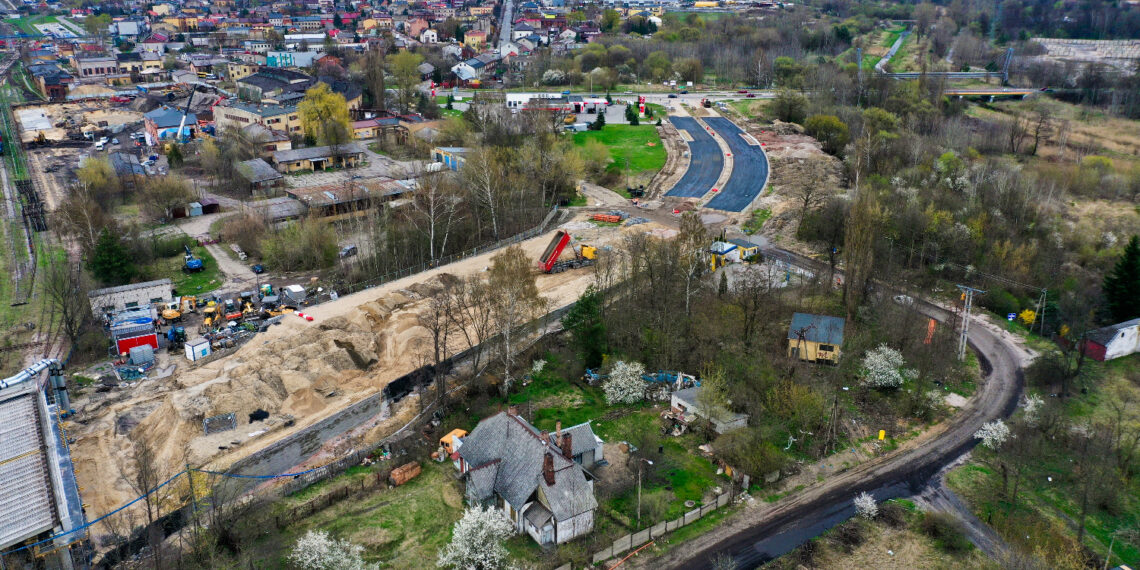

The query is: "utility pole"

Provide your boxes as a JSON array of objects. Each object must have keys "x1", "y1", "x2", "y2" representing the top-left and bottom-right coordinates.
[
  {"x1": 637, "y1": 458, "x2": 653, "y2": 528},
  {"x1": 1034, "y1": 288, "x2": 1047, "y2": 335},
  {"x1": 956, "y1": 285, "x2": 985, "y2": 361}
]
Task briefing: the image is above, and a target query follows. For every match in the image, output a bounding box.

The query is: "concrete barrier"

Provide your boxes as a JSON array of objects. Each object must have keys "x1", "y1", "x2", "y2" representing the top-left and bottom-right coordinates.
[
  {"x1": 554, "y1": 564, "x2": 570, "y2": 570},
  {"x1": 592, "y1": 546, "x2": 613, "y2": 564},
  {"x1": 613, "y1": 533, "x2": 632, "y2": 555},
  {"x1": 632, "y1": 529, "x2": 650, "y2": 547},
  {"x1": 684, "y1": 508, "x2": 701, "y2": 525},
  {"x1": 667, "y1": 517, "x2": 683, "y2": 531},
  {"x1": 651, "y1": 521, "x2": 667, "y2": 538}
]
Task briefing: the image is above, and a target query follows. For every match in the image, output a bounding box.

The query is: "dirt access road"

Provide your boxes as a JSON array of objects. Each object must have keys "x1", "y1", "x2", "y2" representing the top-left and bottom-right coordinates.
[{"x1": 638, "y1": 250, "x2": 1032, "y2": 569}]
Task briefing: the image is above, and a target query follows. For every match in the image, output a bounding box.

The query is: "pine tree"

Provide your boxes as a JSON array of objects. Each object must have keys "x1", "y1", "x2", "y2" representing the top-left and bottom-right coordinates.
[
  {"x1": 90, "y1": 228, "x2": 136, "y2": 285},
  {"x1": 1104, "y1": 235, "x2": 1140, "y2": 322},
  {"x1": 589, "y1": 111, "x2": 605, "y2": 131},
  {"x1": 625, "y1": 103, "x2": 639, "y2": 126}
]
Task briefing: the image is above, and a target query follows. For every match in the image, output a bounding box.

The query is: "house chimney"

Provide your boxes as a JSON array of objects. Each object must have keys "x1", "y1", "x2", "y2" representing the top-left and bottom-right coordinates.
[
  {"x1": 508, "y1": 404, "x2": 518, "y2": 416},
  {"x1": 543, "y1": 453, "x2": 555, "y2": 485},
  {"x1": 555, "y1": 421, "x2": 562, "y2": 447},
  {"x1": 561, "y1": 433, "x2": 573, "y2": 461}
]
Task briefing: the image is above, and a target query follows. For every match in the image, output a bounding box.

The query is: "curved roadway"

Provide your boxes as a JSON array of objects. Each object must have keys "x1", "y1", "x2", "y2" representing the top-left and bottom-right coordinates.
[
  {"x1": 665, "y1": 116, "x2": 723, "y2": 198},
  {"x1": 703, "y1": 117, "x2": 769, "y2": 212},
  {"x1": 642, "y1": 250, "x2": 1026, "y2": 569}
]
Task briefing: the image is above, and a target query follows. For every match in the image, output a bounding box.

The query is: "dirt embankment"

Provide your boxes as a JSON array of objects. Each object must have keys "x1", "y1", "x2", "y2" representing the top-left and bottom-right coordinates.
[{"x1": 69, "y1": 218, "x2": 666, "y2": 516}]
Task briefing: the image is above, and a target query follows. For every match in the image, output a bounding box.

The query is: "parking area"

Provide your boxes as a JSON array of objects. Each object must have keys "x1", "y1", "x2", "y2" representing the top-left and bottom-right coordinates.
[
  {"x1": 703, "y1": 117, "x2": 769, "y2": 212},
  {"x1": 665, "y1": 116, "x2": 723, "y2": 198}
]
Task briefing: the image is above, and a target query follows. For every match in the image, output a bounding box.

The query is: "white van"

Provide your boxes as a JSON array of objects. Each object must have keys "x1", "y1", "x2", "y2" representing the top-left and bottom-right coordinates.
[{"x1": 94, "y1": 141, "x2": 105, "y2": 151}]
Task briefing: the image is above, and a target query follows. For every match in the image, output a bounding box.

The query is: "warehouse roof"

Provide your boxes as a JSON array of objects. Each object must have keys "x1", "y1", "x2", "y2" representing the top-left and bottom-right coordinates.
[
  {"x1": 787, "y1": 313, "x2": 846, "y2": 346},
  {"x1": 0, "y1": 392, "x2": 55, "y2": 549},
  {"x1": 89, "y1": 278, "x2": 172, "y2": 298},
  {"x1": 236, "y1": 158, "x2": 282, "y2": 184},
  {"x1": 273, "y1": 142, "x2": 365, "y2": 163}
]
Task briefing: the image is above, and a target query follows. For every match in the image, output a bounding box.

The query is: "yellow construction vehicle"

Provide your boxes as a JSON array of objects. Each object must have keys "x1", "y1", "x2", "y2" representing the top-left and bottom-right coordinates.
[
  {"x1": 161, "y1": 301, "x2": 182, "y2": 322},
  {"x1": 180, "y1": 295, "x2": 198, "y2": 314},
  {"x1": 199, "y1": 305, "x2": 219, "y2": 333}
]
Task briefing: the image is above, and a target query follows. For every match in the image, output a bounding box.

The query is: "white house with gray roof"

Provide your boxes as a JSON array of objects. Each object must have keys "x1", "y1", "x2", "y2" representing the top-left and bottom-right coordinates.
[{"x1": 455, "y1": 408, "x2": 598, "y2": 545}]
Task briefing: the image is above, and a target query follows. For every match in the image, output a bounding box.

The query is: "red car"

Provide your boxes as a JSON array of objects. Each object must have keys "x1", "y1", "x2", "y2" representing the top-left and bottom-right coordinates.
[
  {"x1": 746, "y1": 93, "x2": 757, "y2": 98},
  {"x1": 737, "y1": 89, "x2": 749, "y2": 94}
]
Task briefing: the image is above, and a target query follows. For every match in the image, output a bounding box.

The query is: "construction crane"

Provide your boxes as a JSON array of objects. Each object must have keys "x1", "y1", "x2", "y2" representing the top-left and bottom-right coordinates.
[
  {"x1": 175, "y1": 90, "x2": 195, "y2": 144},
  {"x1": 537, "y1": 230, "x2": 597, "y2": 273}
]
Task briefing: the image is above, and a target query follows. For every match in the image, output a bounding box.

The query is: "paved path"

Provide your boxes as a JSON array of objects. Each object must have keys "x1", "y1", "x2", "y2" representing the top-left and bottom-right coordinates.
[
  {"x1": 665, "y1": 116, "x2": 723, "y2": 198},
  {"x1": 703, "y1": 117, "x2": 769, "y2": 212}
]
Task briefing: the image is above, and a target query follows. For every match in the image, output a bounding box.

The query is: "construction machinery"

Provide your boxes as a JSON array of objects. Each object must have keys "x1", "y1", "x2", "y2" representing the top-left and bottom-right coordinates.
[
  {"x1": 223, "y1": 298, "x2": 243, "y2": 321},
  {"x1": 183, "y1": 244, "x2": 204, "y2": 273},
  {"x1": 166, "y1": 326, "x2": 187, "y2": 351},
  {"x1": 701, "y1": 98, "x2": 712, "y2": 108},
  {"x1": 161, "y1": 301, "x2": 183, "y2": 323},
  {"x1": 258, "y1": 295, "x2": 296, "y2": 319},
  {"x1": 538, "y1": 230, "x2": 598, "y2": 273},
  {"x1": 200, "y1": 303, "x2": 219, "y2": 333}
]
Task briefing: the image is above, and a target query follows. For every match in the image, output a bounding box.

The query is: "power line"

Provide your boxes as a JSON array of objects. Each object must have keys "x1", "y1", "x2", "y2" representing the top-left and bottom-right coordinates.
[{"x1": 956, "y1": 285, "x2": 986, "y2": 361}]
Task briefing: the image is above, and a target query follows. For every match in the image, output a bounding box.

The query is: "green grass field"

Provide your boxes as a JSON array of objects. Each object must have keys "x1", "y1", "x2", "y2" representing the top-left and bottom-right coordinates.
[
  {"x1": 5, "y1": 15, "x2": 59, "y2": 36},
  {"x1": 143, "y1": 245, "x2": 223, "y2": 296},
  {"x1": 572, "y1": 124, "x2": 666, "y2": 177}
]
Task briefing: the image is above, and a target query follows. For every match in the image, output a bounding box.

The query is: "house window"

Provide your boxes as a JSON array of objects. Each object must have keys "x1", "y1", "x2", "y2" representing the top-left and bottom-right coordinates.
[
  {"x1": 150, "y1": 297, "x2": 164, "y2": 303},
  {"x1": 819, "y1": 344, "x2": 834, "y2": 352},
  {"x1": 125, "y1": 301, "x2": 139, "y2": 308}
]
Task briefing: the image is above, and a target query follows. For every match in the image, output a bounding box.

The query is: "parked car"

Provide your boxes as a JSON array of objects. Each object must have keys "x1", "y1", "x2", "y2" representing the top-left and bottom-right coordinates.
[
  {"x1": 250, "y1": 264, "x2": 265, "y2": 274},
  {"x1": 680, "y1": 89, "x2": 688, "y2": 94},
  {"x1": 338, "y1": 244, "x2": 358, "y2": 258},
  {"x1": 111, "y1": 138, "x2": 119, "y2": 145},
  {"x1": 667, "y1": 93, "x2": 678, "y2": 98}
]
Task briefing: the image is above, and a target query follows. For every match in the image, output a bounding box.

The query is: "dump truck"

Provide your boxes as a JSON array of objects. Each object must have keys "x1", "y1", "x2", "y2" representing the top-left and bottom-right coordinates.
[
  {"x1": 388, "y1": 462, "x2": 422, "y2": 486},
  {"x1": 538, "y1": 230, "x2": 597, "y2": 273}
]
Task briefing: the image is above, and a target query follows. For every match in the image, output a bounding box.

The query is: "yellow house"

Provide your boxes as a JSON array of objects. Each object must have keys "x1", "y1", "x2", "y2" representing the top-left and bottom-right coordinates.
[
  {"x1": 463, "y1": 30, "x2": 487, "y2": 48},
  {"x1": 215, "y1": 102, "x2": 303, "y2": 136},
  {"x1": 163, "y1": 15, "x2": 199, "y2": 31},
  {"x1": 786, "y1": 313, "x2": 845, "y2": 364},
  {"x1": 226, "y1": 61, "x2": 260, "y2": 81}
]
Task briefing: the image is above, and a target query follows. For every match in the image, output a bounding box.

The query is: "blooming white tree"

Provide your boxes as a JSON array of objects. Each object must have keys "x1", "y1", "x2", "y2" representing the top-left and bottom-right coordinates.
[
  {"x1": 289, "y1": 530, "x2": 375, "y2": 570},
  {"x1": 603, "y1": 360, "x2": 646, "y2": 405},
  {"x1": 860, "y1": 344, "x2": 914, "y2": 389},
  {"x1": 437, "y1": 504, "x2": 515, "y2": 569},
  {"x1": 1022, "y1": 394, "x2": 1044, "y2": 426},
  {"x1": 974, "y1": 419, "x2": 1011, "y2": 450},
  {"x1": 853, "y1": 491, "x2": 878, "y2": 519},
  {"x1": 531, "y1": 359, "x2": 546, "y2": 374}
]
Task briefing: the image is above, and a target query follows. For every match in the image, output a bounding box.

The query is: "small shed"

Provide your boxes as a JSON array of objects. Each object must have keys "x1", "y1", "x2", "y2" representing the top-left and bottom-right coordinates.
[
  {"x1": 787, "y1": 313, "x2": 846, "y2": 364},
  {"x1": 185, "y1": 338, "x2": 211, "y2": 361},
  {"x1": 727, "y1": 238, "x2": 760, "y2": 261},
  {"x1": 670, "y1": 387, "x2": 749, "y2": 433},
  {"x1": 709, "y1": 241, "x2": 740, "y2": 270},
  {"x1": 237, "y1": 158, "x2": 285, "y2": 196},
  {"x1": 188, "y1": 202, "x2": 203, "y2": 217},
  {"x1": 199, "y1": 197, "x2": 221, "y2": 214},
  {"x1": 440, "y1": 428, "x2": 467, "y2": 455},
  {"x1": 128, "y1": 344, "x2": 155, "y2": 365}
]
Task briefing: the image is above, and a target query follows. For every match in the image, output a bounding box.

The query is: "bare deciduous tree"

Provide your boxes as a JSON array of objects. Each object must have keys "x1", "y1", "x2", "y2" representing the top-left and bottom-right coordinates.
[{"x1": 43, "y1": 262, "x2": 90, "y2": 344}]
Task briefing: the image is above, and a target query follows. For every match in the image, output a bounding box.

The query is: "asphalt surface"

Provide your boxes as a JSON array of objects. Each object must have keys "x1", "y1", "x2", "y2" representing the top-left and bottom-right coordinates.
[
  {"x1": 645, "y1": 249, "x2": 1026, "y2": 569},
  {"x1": 665, "y1": 116, "x2": 723, "y2": 198},
  {"x1": 703, "y1": 117, "x2": 769, "y2": 212}
]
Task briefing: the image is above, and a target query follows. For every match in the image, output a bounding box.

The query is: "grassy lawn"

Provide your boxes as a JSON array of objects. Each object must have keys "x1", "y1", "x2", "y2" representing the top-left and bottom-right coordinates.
[
  {"x1": 268, "y1": 461, "x2": 465, "y2": 568},
  {"x1": 143, "y1": 245, "x2": 224, "y2": 296},
  {"x1": 6, "y1": 15, "x2": 59, "y2": 35},
  {"x1": 728, "y1": 99, "x2": 769, "y2": 119},
  {"x1": 742, "y1": 208, "x2": 771, "y2": 235},
  {"x1": 572, "y1": 124, "x2": 666, "y2": 183}
]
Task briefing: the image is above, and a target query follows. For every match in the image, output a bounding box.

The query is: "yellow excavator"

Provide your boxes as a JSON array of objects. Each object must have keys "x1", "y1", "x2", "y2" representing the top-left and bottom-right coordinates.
[{"x1": 161, "y1": 296, "x2": 198, "y2": 323}]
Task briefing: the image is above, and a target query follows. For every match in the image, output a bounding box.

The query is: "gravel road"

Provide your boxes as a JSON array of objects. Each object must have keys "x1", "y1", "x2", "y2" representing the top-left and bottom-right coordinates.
[{"x1": 637, "y1": 249, "x2": 1032, "y2": 569}]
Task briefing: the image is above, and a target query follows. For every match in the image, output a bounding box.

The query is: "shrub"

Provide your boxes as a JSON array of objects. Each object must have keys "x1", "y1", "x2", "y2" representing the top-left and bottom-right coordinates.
[
  {"x1": 260, "y1": 217, "x2": 338, "y2": 271},
  {"x1": 919, "y1": 512, "x2": 972, "y2": 554}
]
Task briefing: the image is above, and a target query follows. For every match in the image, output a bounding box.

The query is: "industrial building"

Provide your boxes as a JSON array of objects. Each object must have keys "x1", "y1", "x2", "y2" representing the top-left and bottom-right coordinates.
[
  {"x1": 88, "y1": 279, "x2": 173, "y2": 322},
  {"x1": 0, "y1": 360, "x2": 85, "y2": 566}
]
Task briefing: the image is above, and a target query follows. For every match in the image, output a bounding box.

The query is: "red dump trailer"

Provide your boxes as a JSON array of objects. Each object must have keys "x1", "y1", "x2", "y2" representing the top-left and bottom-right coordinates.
[{"x1": 538, "y1": 230, "x2": 573, "y2": 273}]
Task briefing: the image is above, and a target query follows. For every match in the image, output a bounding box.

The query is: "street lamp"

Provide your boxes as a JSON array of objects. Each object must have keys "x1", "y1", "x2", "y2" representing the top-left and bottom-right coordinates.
[{"x1": 637, "y1": 458, "x2": 654, "y2": 527}]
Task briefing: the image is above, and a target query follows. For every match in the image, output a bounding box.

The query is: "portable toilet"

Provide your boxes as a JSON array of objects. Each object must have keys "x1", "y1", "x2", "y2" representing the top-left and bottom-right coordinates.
[
  {"x1": 188, "y1": 201, "x2": 203, "y2": 217},
  {"x1": 185, "y1": 338, "x2": 211, "y2": 361}
]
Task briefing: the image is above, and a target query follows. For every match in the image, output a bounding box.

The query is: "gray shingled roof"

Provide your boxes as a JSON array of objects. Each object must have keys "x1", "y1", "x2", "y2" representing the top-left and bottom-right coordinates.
[
  {"x1": 549, "y1": 422, "x2": 598, "y2": 458},
  {"x1": 236, "y1": 158, "x2": 282, "y2": 184},
  {"x1": 273, "y1": 142, "x2": 365, "y2": 163},
  {"x1": 459, "y1": 412, "x2": 597, "y2": 521},
  {"x1": 1086, "y1": 318, "x2": 1140, "y2": 346}
]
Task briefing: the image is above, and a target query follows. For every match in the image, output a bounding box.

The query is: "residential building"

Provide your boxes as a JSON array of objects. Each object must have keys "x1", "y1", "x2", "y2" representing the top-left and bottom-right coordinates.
[
  {"x1": 266, "y1": 50, "x2": 321, "y2": 68},
  {"x1": 464, "y1": 29, "x2": 488, "y2": 48},
  {"x1": 1083, "y1": 318, "x2": 1140, "y2": 361},
  {"x1": 215, "y1": 101, "x2": 302, "y2": 135},
  {"x1": 73, "y1": 56, "x2": 118, "y2": 78},
  {"x1": 26, "y1": 64, "x2": 71, "y2": 101},
  {"x1": 271, "y1": 142, "x2": 366, "y2": 172},
  {"x1": 786, "y1": 313, "x2": 845, "y2": 364},
  {"x1": 420, "y1": 28, "x2": 438, "y2": 43},
  {"x1": 227, "y1": 61, "x2": 261, "y2": 81},
  {"x1": 242, "y1": 123, "x2": 293, "y2": 155},
  {"x1": 455, "y1": 408, "x2": 597, "y2": 546}
]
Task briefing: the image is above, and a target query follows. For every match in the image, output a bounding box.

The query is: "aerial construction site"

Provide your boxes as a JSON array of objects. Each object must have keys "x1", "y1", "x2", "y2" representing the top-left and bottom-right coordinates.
[{"x1": 67, "y1": 217, "x2": 661, "y2": 521}]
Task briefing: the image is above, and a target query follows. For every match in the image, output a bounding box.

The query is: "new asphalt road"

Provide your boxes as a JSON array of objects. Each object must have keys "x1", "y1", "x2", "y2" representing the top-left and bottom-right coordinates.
[
  {"x1": 665, "y1": 116, "x2": 723, "y2": 198},
  {"x1": 703, "y1": 117, "x2": 769, "y2": 212}
]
